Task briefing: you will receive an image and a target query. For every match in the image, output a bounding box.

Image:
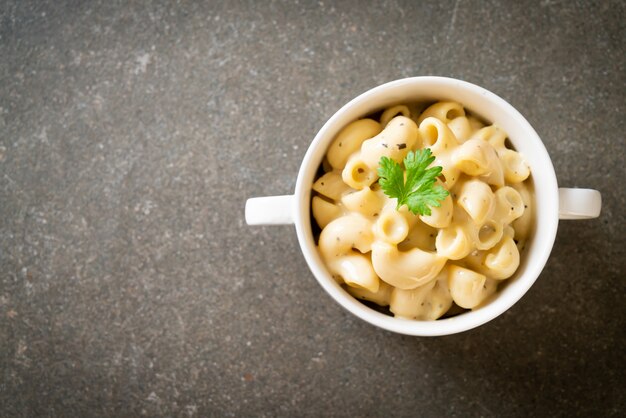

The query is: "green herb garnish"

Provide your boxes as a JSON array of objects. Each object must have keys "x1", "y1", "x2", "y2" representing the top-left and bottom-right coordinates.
[{"x1": 377, "y1": 149, "x2": 449, "y2": 216}]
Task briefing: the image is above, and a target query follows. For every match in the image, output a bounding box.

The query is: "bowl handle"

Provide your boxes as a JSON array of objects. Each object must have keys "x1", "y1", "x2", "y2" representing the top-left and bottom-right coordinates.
[
  {"x1": 558, "y1": 188, "x2": 601, "y2": 220},
  {"x1": 245, "y1": 195, "x2": 295, "y2": 225}
]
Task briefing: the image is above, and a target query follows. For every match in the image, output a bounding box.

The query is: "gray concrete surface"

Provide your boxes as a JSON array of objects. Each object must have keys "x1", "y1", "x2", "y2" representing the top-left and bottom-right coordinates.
[{"x1": 1, "y1": 0, "x2": 624, "y2": 416}]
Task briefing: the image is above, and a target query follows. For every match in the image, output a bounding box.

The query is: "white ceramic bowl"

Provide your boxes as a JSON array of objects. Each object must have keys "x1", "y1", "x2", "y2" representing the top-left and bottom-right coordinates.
[{"x1": 246, "y1": 77, "x2": 601, "y2": 336}]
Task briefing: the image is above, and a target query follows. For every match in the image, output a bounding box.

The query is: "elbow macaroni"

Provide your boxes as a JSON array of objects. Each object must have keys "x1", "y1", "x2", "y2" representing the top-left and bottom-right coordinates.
[{"x1": 313, "y1": 101, "x2": 534, "y2": 320}]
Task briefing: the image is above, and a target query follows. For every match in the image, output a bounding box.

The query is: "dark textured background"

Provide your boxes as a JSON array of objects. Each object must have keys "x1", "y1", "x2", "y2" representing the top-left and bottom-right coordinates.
[{"x1": 1, "y1": 0, "x2": 624, "y2": 416}]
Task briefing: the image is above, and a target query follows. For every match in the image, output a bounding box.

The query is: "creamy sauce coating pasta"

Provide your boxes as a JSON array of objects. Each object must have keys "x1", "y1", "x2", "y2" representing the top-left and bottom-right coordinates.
[{"x1": 312, "y1": 101, "x2": 534, "y2": 320}]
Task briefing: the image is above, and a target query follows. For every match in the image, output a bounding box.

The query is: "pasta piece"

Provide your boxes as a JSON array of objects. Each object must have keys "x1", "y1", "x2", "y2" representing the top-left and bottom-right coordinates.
[
  {"x1": 447, "y1": 116, "x2": 473, "y2": 143},
  {"x1": 434, "y1": 205, "x2": 474, "y2": 259},
  {"x1": 423, "y1": 270, "x2": 454, "y2": 320},
  {"x1": 312, "y1": 196, "x2": 343, "y2": 229},
  {"x1": 494, "y1": 186, "x2": 525, "y2": 225},
  {"x1": 470, "y1": 125, "x2": 507, "y2": 149},
  {"x1": 318, "y1": 214, "x2": 374, "y2": 254},
  {"x1": 417, "y1": 101, "x2": 465, "y2": 125},
  {"x1": 474, "y1": 219, "x2": 504, "y2": 251},
  {"x1": 500, "y1": 149, "x2": 530, "y2": 183},
  {"x1": 313, "y1": 171, "x2": 352, "y2": 201},
  {"x1": 436, "y1": 223, "x2": 473, "y2": 260},
  {"x1": 456, "y1": 179, "x2": 496, "y2": 226},
  {"x1": 419, "y1": 117, "x2": 460, "y2": 188},
  {"x1": 390, "y1": 267, "x2": 453, "y2": 320},
  {"x1": 465, "y1": 235, "x2": 520, "y2": 280},
  {"x1": 380, "y1": 105, "x2": 410, "y2": 127},
  {"x1": 341, "y1": 155, "x2": 378, "y2": 190},
  {"x1": 484, "y1": 236, "x2": 520, "y2": 280},
  {"x1": 389, "y1": 279, "x2": 437, "y2": 318},
  {"x1": 345, "y1": 280, "x2": 393, "y2": 306},
  {"x1": 452, "y1": 139, "x2": 491, "y2": 175},
  {"x1": 452, "y1": 138, "x2": 503, "y2": 186},
  {"x1": 327, "y1": 118, "x2": 382, "y2": 170},
  {"x1": 341, "y1": 187, "x2": 384, "y2": 217},
  {"x1": 371, "y1": 241, "x2": 446, "y2": 290},
  {"x1": 360, "y1": 116, "x2": 419, "y2": 169},
  {"x1": 319, "y1": 214, "x2": 379, "y2": 292},
  {"x1": 373, "y1": 209, "x2": 409, "y2": 244},
  {"x1": 447, "y1": 265, "x2": 498, "y2": 309},
  {"x1": 512, "y1": 181, "x2": 533, "y2": 244}
]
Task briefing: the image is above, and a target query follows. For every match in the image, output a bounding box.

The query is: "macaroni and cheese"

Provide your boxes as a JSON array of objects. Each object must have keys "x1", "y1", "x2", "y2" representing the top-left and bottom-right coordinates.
[{"x1": 311, "y1": 101, "x2": 533, "y2": 320}]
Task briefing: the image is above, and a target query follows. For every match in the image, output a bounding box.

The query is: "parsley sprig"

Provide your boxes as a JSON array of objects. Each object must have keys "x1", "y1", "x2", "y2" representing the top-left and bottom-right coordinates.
[{"x1": 377, "y1": 149, "x2": 449, "y2": 216}]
